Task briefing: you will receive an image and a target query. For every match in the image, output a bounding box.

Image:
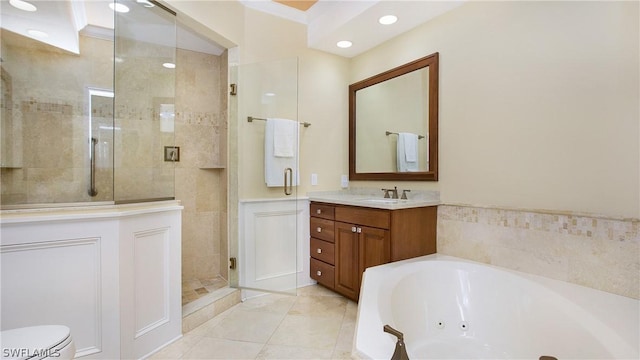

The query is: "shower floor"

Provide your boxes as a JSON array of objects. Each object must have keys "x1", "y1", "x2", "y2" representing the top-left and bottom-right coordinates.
[{"x1": 182, "y1": 276, "x2": 228, "y2": 306}]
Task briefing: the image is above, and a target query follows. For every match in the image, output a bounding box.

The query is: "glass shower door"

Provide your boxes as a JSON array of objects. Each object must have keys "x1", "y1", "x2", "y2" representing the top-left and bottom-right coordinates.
[
  {"x1": 0, "y1": 1, "x2": 115, "y2": 207},
  {"x1": 231, "y1": 58, "x2": 301, "y2": 295},
  {"x1": 113, "y1": 0, "x2": 176, "y2": 203}
]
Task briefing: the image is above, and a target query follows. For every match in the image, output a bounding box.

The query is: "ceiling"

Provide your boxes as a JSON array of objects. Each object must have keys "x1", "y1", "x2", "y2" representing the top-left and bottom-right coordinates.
[
  {"x1": 242, "y1": 0, "x2": 466, "y2": 58},
  {"x1": 0, "y1": 0, "x2": 226, "y2": 56},
  {"x1": 1, "y1": 0, "x2": 465, "y2": 59}
]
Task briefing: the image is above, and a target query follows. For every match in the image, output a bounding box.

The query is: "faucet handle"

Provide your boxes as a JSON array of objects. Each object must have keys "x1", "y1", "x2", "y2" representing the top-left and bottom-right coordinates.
[
  {"x1": 381, "y1": 188, "x2": 391, "y2": 198},
  {"x1": 401, "y1": 189, "x2": 411, "y2": 200},
  {"x1": 391, "y1": 186, "x2": 399, "y2": 199}
]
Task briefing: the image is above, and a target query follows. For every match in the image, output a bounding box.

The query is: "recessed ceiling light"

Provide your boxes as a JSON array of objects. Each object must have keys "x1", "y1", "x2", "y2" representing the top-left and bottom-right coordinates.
[
  {"x1": 379, "y1": 15, "x2": 398, "y2": 25},
  {"x1": 163, "y1": 62, "x2": 176, "y2": 69},
  {"x1": 337, "y1": 40, "x2": 352, "y2": 49},
  {"x1": 27, "y1": 29, "x2": 48, "y2": 38},
  {"x1": 9, "y1": 0, "x2": 37, "y2": 12},
  {"x1": 109, "y1": 2, "x2": 130, "y2": 13}
]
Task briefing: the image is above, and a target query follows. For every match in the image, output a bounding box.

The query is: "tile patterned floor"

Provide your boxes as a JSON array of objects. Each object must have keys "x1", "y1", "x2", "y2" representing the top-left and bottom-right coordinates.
[
  {"x1": 182, "y1": 277, "x2": 229, "y2": 306},
  {"x1": 152, "y1": 285, "x2": 357, "y2": 359}
]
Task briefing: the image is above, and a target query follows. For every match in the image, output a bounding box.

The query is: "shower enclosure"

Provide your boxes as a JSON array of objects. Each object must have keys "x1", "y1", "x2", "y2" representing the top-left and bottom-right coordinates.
[
  {"x1": 2, "y1": 0, "x2": 303, "y2": 336},
  {"x1": 0, "y1": 0, "x2": 177, "y2": 207},
  {"x1": 0, "y1": 2, "x2": 184, "y2": 358}
]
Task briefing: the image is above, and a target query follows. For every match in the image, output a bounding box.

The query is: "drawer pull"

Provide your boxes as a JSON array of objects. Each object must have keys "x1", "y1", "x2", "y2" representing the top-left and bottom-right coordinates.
[
  {"x1": 317, "y1": 209, "x2": 322, "y2": 214},
  {"x1": 317, "y1": 248, "x2": 322, "y2": 254},
  {"x1": 316, "y1": 227, "x2": 322, "y2": 233},
  {"x1": 316, "y1": 270, "x2": 322, "y2": 276}
]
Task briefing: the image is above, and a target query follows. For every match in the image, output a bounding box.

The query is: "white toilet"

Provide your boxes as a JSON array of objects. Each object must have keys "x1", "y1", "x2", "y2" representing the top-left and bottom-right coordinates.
[{"x1": 1, "y1": 325, "x2": 75, "y2": 360}]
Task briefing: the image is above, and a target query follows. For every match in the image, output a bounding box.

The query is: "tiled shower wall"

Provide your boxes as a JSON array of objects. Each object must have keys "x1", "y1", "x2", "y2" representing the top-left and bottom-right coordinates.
[
  {"x1": 437, "y1": 205, "x2": 639, "y2": 299},
  {"x1": 1, "y1": 33, "x2": 177, "y2": 204},
  {"x1": 1, "y1": 30, "x2": 229, "y2": 281},
  {"x1": 175, "y1": 48, "x2": 228, "y2": 282},
  {"x1": 0, "y1": 33, "x2": 113, "y2": 204}
]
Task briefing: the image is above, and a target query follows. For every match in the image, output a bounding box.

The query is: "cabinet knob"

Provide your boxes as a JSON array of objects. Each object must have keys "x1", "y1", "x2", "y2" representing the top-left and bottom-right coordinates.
[
  {"x1": 316, "y1": 270, "x2": 322, "y2": 276},
  {"x1": 317, "y1": 248, "x2": 322, "y2": 254},
  {"x1": 316, "y1": 227, "x2": 322, "y2": 233},
  {"x1": 357, "y1": 227, "x2": 362, "y2": 233},
  {"x1": 351, "y1": 226, "x2": 357, "y2": 232},
  {"x1": 317, "y1": 209, "x2": 322, "y2": 214}
]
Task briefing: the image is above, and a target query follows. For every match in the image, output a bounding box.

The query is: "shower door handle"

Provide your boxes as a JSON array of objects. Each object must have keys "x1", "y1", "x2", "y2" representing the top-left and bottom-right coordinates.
[
  {"x1": 284, "y1": 167, "x2": 293, "y2": 196},
  {"x1": 88, "y1": 137, "x2": 98, "y2": 197}
]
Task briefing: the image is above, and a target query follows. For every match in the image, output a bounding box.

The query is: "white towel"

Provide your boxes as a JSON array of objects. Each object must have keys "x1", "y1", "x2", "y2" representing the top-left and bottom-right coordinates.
[
  {"x1": 273, "y1": 119, "x2": 296, "y2": 157},
  {"x1": 265, "y1": 118, "x2": 300, "y2": 187},
  {"x1": 397, "y1": 132, "x2": 419, "y2": 172}
]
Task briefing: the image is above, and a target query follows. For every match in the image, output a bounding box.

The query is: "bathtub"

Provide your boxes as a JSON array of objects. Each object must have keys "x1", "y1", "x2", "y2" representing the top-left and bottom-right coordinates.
[{"x1": 353, "y1": 254, "x2": 639, "y2": 359}]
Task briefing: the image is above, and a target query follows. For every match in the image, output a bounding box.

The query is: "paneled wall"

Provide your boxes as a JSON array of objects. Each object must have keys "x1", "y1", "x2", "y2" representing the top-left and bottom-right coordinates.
[
  {"x1": 0, "y1": 202, "x2": 183, "y2": 359},
  {"x1": 239, "y1": 198, "x2": 313, "y2": 297}
]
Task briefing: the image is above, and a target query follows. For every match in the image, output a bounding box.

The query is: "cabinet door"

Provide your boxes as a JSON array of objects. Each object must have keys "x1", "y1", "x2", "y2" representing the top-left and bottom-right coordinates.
[
  {"x1": 334, "y1": 222, "x2": 360, "y2": 301},
  {"x1": 359, "y1": 226, "x2": 390, "y2": 273}
]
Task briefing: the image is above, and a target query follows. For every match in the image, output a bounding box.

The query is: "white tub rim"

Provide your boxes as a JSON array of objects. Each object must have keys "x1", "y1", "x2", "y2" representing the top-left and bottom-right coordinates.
[{"x1": 353, "y1": 254, "x2": 640, "y2": 360}]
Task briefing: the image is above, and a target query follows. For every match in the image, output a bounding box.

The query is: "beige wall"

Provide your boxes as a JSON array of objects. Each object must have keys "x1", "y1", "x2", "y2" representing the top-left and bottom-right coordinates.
[
  {"x1": 169, "y1": 1, "x2": 350, "y2": 200},
  {"x1": 172, "y1": 0, "x2": 639, "y2": 219},
  {"x1": 350, "y1": 1, "x2": 639, "y2": 220},
  {"x1": 236, "y1": 8, "x2": 350, "y2": 199},
  {"x1": 167, "y1": 1, "x2": 638, "y2": 297},
  {"x1": 349, "y1": 1, "x2": 639, "y2": 299}
]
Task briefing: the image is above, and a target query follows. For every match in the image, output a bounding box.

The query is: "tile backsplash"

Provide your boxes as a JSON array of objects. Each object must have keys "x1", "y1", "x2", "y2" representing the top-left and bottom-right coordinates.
[{"x1": 438, "y1": 205, "x2": 639, "y2": 299}]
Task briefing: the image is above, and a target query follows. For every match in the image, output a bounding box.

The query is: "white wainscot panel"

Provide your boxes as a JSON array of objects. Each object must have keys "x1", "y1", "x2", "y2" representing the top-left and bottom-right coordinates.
[
  {"x1": 239, "y1": 198, "x2": 310, "y2": 293},
  {"x1": 119, "y1": 209, "x2": 182, "y2": 360},
  {"x1": 0, "y1": 201, "x2": 182, "y2": 360},
  {"x1": 134, "y1": 228, "x2": 170, "y2": 337},
  {"x1": 1, "y1": 238, "x2": 103, "y2": 357}
]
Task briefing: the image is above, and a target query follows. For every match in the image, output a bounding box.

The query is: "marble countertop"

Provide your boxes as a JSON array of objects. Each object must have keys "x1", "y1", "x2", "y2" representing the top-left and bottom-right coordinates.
[
  {"x1": 0, "y1": 200, "x2": 184, "y2": 224},
  {"x1": 307, "y1": 189, "x2": 440, "y2": 210}
]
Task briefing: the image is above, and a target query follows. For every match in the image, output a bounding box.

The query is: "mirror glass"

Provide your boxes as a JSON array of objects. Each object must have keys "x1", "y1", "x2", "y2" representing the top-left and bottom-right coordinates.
[{"x1": 349, "y1": 53, "x2": 438, "y2": 181}]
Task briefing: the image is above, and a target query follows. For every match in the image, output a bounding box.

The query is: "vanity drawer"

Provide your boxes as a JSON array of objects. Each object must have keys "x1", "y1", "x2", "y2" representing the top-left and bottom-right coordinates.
[
  {"x1": 310, "y1": 217, "x2": 335, "y2": 243},
  {"x1": 310, "y1": 258, "x2": 335, "y2": 289},
  {"x1": 335, "y1": 205, "x2": 390, "y2": 229},
  {"x1": 311, "y1": 203, "x2": 335, "y2": 220},
  {"x1": 310, "y1": 238, "x2": 335, "y2": 265}
]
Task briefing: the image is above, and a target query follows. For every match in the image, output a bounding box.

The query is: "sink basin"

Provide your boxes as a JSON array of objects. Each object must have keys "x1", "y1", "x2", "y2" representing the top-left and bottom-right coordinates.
[{"x1": 361, "y1": 198, "x2": 400, "y2": 204}]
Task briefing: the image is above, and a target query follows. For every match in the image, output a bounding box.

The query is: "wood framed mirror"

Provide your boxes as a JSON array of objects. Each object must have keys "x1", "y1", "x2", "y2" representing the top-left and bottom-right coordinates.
[{"x1": 349, "y1": 52, "x2": 438, "y2": 181}]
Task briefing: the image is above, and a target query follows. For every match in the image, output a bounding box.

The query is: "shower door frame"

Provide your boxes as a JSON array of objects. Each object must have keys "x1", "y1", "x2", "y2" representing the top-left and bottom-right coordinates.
[{"x1": 230, "y1": 57, "x2": 305, "y2": 296}]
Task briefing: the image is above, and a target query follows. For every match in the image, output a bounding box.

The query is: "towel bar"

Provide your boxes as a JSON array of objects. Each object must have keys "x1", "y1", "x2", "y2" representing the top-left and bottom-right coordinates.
[
  {"x1": 385, "y1": 131, "x2": 425, "y2": 140},
  {"x1": 248, "y1": 116, "x2": 311, "y2": 128}
]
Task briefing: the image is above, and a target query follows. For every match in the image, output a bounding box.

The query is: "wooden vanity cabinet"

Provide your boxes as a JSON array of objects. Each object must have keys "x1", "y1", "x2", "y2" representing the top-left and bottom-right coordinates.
[
  {"x1": 334, "y1": 222, "x2": 389, "y2": 300},
  {"x1": 309, "y1": 203, "x2": 336, "y2": 289},
  {"x1": 309, "y1": 201, "x2": 436, "y2": 301}
]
